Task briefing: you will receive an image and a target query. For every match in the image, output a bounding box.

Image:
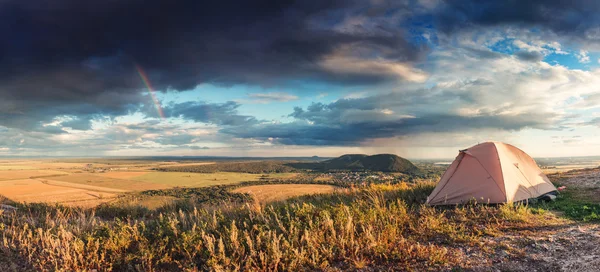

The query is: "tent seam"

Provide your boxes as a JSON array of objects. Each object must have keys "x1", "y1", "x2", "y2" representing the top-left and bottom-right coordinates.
[
  {"x1": 470, "y1": 155, "x2": 507, "y2": 203},
  {"x1": 514, "y1": 163, "x2": 540, "y2": 196},
  {"x1": 493, "y1": 142, "x2": 508, "y2": 202},
  {"x1": 428, "y1": 153, "x2": 465, "y2": 204}
]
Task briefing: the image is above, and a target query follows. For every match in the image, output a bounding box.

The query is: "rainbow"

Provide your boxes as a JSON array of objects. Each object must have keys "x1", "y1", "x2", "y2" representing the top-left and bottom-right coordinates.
[{"x1": 135, "y1": 64, "x2": 165, "y2": 119}]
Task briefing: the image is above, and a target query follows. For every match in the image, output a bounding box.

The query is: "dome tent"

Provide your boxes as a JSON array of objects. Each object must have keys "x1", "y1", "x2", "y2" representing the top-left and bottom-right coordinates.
[{"x1": 427, "y1": 142, "x2": 557, "y2": 205}]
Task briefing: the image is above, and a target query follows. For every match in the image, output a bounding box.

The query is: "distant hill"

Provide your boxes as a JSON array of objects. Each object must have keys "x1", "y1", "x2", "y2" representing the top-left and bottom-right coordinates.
[{"x1": 289, "y1": 154, "x2": 421, "y2": 174}]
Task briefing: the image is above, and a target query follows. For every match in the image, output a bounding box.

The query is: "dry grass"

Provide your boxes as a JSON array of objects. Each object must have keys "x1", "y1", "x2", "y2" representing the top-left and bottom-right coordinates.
[
  {"x1": 130, "y1": 172, "x2": 262, "y2": 187},
  {"x1": 114, "y1": 195, "x2": 180, "y2": 210},
  {"x1": 94, "y1": 171, "x2": 151, "y2": 179},
  {"x1": 38, "y1": 179, "x2": 127, "y2": 193},
  {"x1": 0, "y1": 170, "x2": 68, "y2": 181},
  {"x1": 143, "y1": 162, "x2": 216, "y2": 170},
  {"x1": 0, "y1": 179, "x2": 117, "y2": 206},
  {"x1": 49, "y1": 173, "x2": 170, "y2": 191},
  {"x1": 0, "y1": 182, "x2": 563, "y2": 271},
  {"x1": 0, "y1": 165, "x2": 38, "y2": 170},
  {"x1": 233, "y1": 184, "x2": 339, "y2": 203}
]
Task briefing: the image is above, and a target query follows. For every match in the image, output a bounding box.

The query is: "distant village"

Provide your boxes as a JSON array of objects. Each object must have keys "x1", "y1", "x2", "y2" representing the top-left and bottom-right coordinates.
[{"x1": 83, "y1": 164, "x2": 128, "y2": 173}]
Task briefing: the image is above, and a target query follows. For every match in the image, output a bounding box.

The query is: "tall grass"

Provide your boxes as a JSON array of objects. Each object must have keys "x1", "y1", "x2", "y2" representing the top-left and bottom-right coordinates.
[{"x1": 0, "y1": 182, "x2": 558, "y2": 271}]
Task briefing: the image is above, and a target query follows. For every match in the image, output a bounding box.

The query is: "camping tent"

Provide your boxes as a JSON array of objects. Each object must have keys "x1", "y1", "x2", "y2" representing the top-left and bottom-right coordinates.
[{"x1": 427, "y1": 142, "x2": 557, "y2": 205}]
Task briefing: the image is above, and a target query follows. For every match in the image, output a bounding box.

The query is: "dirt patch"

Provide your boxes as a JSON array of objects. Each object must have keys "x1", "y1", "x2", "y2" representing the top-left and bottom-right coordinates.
[
  {"x1": 552, "y1": 167, "x2": 600, "y2": 187},
  {"x1": 466, "y1": 167, "x2": 600, "y2": 271},
  {"x1": 549, "y1": 167, "x2": 600, "y2": 202},
  {"x1": 233, "y1": 184, "x2": 339, "y2": 203},
  {"x1": 470, "y1": 223, "x2": 600, "y2": 272}
]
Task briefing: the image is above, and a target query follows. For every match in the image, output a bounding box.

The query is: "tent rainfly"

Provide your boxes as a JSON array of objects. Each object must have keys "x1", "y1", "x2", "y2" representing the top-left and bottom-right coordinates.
[{"x1": 427, "y1": 142, "x2": 557, "y2": 205}]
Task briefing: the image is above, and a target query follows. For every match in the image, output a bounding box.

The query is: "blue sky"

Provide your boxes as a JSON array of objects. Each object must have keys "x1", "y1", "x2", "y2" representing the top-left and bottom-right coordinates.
[{"x1": 3, "y1": 0, "x2": 600, "y2": 159}]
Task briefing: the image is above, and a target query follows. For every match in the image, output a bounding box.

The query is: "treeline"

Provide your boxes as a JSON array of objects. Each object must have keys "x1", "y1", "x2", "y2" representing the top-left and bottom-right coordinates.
[{"x1": 154, "y1": 161, "x2": 297, "y2": 174}]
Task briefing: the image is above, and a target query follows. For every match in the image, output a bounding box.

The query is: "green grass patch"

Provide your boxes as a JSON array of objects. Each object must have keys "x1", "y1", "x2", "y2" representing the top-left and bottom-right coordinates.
[{"x1": 533, "y1": 189, "x2": 600, "y2": 222}]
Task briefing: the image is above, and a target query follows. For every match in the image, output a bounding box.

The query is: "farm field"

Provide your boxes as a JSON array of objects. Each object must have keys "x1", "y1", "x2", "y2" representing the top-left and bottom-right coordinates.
[
  {"x1": 49, "y1": 173, "x2": 170, "y2": 191},
  {"x1": 130, "y1": 172, "x2": 263, "y2": 187},
  {"x1": 233, "y1": 184, "x2": 339, "y2": 203},
  {"x1": 0, "y1": 178, "x2": 117, "y2": 207},
  {"x1": 140, "y1": 162, "x2": 216, "y2": 170},
  {"x1": 0, "y1": 159, "x2": 305, "y2": 207},
  {"x1": 0, "y1": 169, "x2": 68, "y2": 180}
]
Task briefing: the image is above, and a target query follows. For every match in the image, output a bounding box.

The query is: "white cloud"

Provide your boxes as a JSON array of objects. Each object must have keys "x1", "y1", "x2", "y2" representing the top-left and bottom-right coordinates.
[
  {"x1": 547, "y1": 41, "x2": 568, "y2": 55},
  {"x1": 577, "y1": 50, "x2": 590, "y2": 63},
  {"x1": 320, "y1": 55, "x2": 428, "y2": 83},
  {"x1": 513, "y1": 40, "x2": 546, "y2": 53},
  {"x1": 343, "y1": 92, "x2": 368, "y2": 99},
  {"x1": 320, "y1": 45, "x2": 429, "y2": 83},
  {"x1": 316, "y1": 93, "x2": 328, "y2": 99},
  {"x1": 428, "y1": 44, "x2": 600, "y2": 128},
  {"x1": 244, "y1": 92, "x2": 299, "y2": 104}
]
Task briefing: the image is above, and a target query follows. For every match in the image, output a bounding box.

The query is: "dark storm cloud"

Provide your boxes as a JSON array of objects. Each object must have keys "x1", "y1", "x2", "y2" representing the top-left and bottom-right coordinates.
[
  {"x1": 145, "y1": 101, "x2": 258, "y2": 126},
  {"x1": 223, "y1": 114, "x2": 551, "y2": 146},
  {"x1": 0, "y1": 0, "x2": 429, "y2": 132},
  {"x1": 515, "y1": 51, "x2": 544, "y2": 62},
  {"x1": 223, "y1": 93, "x2": 556, "y2": 146},
  {"x1": 437, "y1": 0, "x2": 600, "y2": 40}
]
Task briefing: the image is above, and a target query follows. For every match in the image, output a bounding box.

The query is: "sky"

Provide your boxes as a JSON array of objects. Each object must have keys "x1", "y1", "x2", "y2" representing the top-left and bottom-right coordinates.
[{"x1": 3, "y1": 0, "x2": 600, "y2": 159}]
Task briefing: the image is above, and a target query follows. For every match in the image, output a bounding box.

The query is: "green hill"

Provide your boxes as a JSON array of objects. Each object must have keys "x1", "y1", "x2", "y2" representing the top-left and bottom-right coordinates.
[{"x1": 304, "y1": 154, "x2": 421, "y2": 174}]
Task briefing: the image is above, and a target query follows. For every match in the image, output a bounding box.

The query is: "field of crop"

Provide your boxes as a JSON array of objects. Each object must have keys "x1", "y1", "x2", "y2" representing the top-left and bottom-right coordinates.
[
  {"x1": 49, "y1": 173, "x2": 170, "y2": 191},
  {"x1": 156, "y1": 160, "x2": 297, "y2": 173},
  {"x1": 0, "y1": 178, "x2": 117, "y2": 207},
  {"x1": 0, "y1": 165, "x2": 38, "y2": 170},
  {"x1": 128, "y1": 172, "x2": 262, "y2": 187},
  {"x1": 233, "y1": 184, "x2": 339, "y2": 203},
  {"x1": 0, "y1": 160, "x2": 306, "y2": 208},
  {"x1": 0, "y1": 169, "x2": 68, "y2": 180},
  {"x1": 0, "y1": 160, "x2": 113, "y2": 170}
]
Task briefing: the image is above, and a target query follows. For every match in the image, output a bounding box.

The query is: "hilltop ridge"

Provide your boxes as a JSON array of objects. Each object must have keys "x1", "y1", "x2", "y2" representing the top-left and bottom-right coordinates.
[{"x1": 319, "y1": 154, "x2": 421, "y2": 174}]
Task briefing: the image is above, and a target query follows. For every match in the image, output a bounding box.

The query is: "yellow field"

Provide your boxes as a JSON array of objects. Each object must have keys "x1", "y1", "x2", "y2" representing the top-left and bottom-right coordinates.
[
  {"x1": 94, "y1": 171, "x2": 150, "y2": 179},
  {"x1": 140, "y1": 162, "x2": 216, "y2": 170},
  {"x1": 233, "y1": 184, "x2": 339, "y2": 203},
  {"x1": 38, "y1": 179, "x2": 127, "y2": 193},
  {"x1": 0, "y1": 179, "x2": 117, "y2": 207},
  {"x1": 130, "y1": 172, "x2": 261, "y2": 187},
  {"x1": 0, "y1": 170, "x2": 68, "y2": 181},
  {"x1": 0, "y1": 165, "x2": 38, "y2": 170},
  {"x1": 48, "y1": 173, "x2": 169, "y2": 191},
  {"x1": 0, "y1": 159, "x2": 307, "y2": 207}
]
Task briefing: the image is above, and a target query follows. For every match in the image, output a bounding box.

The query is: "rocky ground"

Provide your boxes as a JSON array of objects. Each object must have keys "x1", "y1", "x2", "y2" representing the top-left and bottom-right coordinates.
[
  {"x1": 480, "y1": 223, "x2": 600, "y2": 272},
  {"x1": 470, "y1": 168, "x2": 600, "y2": 272}
]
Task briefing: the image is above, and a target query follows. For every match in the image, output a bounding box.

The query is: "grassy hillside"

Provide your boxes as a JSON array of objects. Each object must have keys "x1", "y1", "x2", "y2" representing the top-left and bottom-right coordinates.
[
  {"x1": 290, "y1": 154, "x2": 422, "y2": 174},
  {"x1": 0, "y1": 181, "x2": 567, "y2": 271},
  {"x1": 154, "y1": 155, "x2": 422, "y2": 175},
  {"x1": 155, "y1": 161, "x2": 297, "y2": 174}
]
